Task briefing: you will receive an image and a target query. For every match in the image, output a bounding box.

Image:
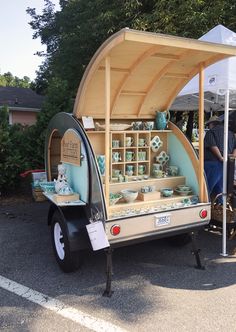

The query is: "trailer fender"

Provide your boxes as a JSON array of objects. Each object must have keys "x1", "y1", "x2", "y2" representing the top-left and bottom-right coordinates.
[{"x1": 47, "y1": 204, "x2": 91, "y2": 251}]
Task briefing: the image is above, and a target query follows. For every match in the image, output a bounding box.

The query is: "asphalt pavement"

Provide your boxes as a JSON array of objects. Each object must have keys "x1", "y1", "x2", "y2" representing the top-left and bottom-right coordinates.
[{"x1": 0, "y1": 199, "x2": 236, "y2": 331}]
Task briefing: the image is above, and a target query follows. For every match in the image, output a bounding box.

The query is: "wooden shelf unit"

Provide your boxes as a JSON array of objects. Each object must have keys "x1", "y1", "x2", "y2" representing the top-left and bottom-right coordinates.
[
  {"x1": 86, "y1": 128, "x2": 194, "y2": 213},
  {"x1": 110, "y1": 130, "x2": 169, "y2": 179}
]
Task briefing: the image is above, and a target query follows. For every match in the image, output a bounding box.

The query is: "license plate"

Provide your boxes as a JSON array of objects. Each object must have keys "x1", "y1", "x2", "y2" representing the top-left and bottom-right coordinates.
[{"x1": 155, "y1": 213, "x2": 171, "y2": 227}]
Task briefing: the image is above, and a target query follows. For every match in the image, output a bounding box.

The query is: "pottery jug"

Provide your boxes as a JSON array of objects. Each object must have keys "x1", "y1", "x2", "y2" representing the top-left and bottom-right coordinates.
[{"x1": 155, "y1": 110, "x2": 170, "y2": 130}]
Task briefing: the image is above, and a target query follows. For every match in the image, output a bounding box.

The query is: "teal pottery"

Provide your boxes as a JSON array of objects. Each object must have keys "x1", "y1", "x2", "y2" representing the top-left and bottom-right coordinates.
[
  {"x1": 96, "y1": 155, "x2": 105, "y2": 175},
  {"x1": 155, "y1": 110, "x2": 170, "y2": 130}
]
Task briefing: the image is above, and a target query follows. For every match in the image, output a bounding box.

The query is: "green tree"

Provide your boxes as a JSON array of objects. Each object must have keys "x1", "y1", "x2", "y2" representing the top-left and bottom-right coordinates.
[{"x1": 0, "y1": 72, "x2": 31, "y2": 88}]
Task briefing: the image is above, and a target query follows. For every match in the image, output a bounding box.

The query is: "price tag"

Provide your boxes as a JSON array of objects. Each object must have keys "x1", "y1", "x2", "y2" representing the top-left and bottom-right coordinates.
[{"x1": 154, "y1": 213, "x2": 171, "y2": 227}]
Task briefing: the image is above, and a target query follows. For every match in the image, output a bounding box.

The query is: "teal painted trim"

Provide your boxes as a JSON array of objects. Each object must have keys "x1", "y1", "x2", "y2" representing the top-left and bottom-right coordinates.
[{"x1": 168, "y1": 133, "x2": 199, "y2": 195}]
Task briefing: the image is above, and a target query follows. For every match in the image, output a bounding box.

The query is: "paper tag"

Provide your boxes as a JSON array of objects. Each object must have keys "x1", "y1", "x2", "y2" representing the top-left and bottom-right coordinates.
[
  {"x1": 82, "y1": 116, "x2": 95, "y2": 130},
  {"x1": 86, "y1": 221, "x2": 110, "y2": 251}
]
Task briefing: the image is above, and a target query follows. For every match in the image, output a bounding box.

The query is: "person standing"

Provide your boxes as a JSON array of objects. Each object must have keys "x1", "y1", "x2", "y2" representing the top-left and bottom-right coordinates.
[{"x1": 204, "y1": 115, "x2": 236, "y2": 203}]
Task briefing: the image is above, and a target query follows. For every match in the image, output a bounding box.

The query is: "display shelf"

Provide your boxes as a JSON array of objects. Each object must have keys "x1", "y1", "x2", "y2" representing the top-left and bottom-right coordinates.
[
  {"x1": 43, "y1": 192, "x2": 86, "y2": 207},
  {"x1": 110, "y1": 130, "x2": 169, "y2": 180},
  {"x1": 109, "y1": 193, "x2": 193, "y2": 210}
]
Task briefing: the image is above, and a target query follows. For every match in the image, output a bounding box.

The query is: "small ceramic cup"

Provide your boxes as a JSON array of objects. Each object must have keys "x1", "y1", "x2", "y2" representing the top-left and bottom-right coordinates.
[
  {"x1": 143, "y1": 121, "x2": 155, "y2": 130},
  {"x1": 112, "y1": 140, "x2": 120, "y2": 148},
  {"x1": 138, "y1": 164, "x2": 146, "y2": 175},
  {"x1": 141, "y1": 186, "x2": 149, "y2": 193},
  {"x1": 166, "y1": 165, "x2": 179, "y2": 176},
  {"x1": 138, "y1": 151, "x2": 146, "y2": 161},
  {"x1": 112, "y1": 152, "x2": 121, "y2": 162},
  {"x1": 132, "y1": 121, "x2": 143, "y2": 130},
  {"x1": 126, "y1": 151, "x2": 135, "y2": 161},
  {"x1": 125, "y1": 137, "x2": 134, "y2": 147},
  {"x1": 126, "y1": 164, "x2": 134, "y2": 176},
  {"x1": 138, "y1": 138, "x2": 146, "y2": 147},
  {"x1": 112, "y1": 169, "x2": 122, "y2": 178}
]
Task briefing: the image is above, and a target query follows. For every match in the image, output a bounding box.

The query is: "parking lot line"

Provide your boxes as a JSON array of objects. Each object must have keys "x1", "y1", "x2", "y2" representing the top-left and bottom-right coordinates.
[{"x1": 0, "y1": 275, "x2": 127, "y2": 332}]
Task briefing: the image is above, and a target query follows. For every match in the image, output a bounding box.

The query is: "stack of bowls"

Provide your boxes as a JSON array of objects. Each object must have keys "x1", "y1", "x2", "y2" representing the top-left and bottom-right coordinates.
[{"x1": 175, "y1": 185, "x2": 192, "y2": 196}]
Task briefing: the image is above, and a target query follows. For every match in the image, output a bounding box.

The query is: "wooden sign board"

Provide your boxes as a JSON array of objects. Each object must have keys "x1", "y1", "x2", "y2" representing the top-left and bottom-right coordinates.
[{"x1": 61, "y1": 129, "x2": 81, "y2": 166}]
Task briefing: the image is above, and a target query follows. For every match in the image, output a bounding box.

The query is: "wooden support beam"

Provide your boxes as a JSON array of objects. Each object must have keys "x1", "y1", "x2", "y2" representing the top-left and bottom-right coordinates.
[
  {"x1": 198, "y1": 63, "x2": 205, "y2": 202},
  {"x1": 99, "y1": 66, "x2": 130, "y2": 73},
  {"x1": 164, "y1": 72, "x2": 190, "y2": 79},
  {"x1": 120, "y1": 90, "x2": 147, "y2": 96},
  {"x1": 152, "y1": 53, "x2": 180, "y2": 60},
  {"x1": 105, "y1": 57, "x2": 110, "y2": 206}
]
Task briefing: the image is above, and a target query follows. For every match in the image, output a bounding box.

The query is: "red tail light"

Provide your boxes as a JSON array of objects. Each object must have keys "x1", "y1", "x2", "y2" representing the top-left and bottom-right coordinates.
[
  {"x1": 110, "y1": 224, "x2": 121, "y2": 236},
  {"x1": 199, "y1": 209, "x2": 207, "y2": 219}
]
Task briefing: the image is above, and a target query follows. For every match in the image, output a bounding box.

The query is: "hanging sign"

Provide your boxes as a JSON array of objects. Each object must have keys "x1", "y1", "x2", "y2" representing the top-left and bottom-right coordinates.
[
  {"x1": 61, "y1": 129, "x2": 81, "y2": 166},
  {"x1": 86, "y1": 221, "x2": 110, "y2": 251}
]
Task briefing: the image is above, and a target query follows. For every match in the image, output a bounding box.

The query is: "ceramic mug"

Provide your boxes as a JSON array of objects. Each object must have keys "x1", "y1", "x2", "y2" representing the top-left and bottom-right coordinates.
[
  {"x1": 138, "y1": 164, "x2": 146, "y2": 175},
  {"x1": 112, "y1": 169, "x2": 122, "y2": 178},
  {"x1": 112, "y1": 140, "x2": 120, "y2": 148},
  {"x1": 166, "y1": 165, "x2": 179, "y2": 176},
  {"x1": 125, "y1": 137, "x2": 134, "y2": 147},
  {"x1": 126, "y1": 165, "x2": 134, "y2": 176},
  {"x1": 138, "y1": 151, "x2": 146, "y2": 161},
  {"x1": 112, "y1": 152, "x2": 121, "y2": 162},
  {"x1": 153, "y1": 169, "x2": 164, "y2": 178},
  {"x1": 138, "y1": 138, "x2": 146, "y2": 147},
  {"x1": 126, "y1": 151, "x2": 135, "y2": 161},
  {"x1": 152, "y1": 163, "x2": 162, "y2": 172},
  {"x1": 132, "y1": 121, "x2": 143, "y2": 130},
  {"x1": 143, "y1": 121, "x2": 155, "y2": 130}
]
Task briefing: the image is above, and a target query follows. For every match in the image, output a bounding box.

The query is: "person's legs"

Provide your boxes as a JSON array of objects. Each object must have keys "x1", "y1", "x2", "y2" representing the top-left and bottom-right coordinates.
[
  {"x1": 212, "y1": 162, "x2": 223, "y2": 204},
  {"x1": 204, "y1": 161, "x2": 223, "y2": 204},
  {"x1": 204, "y1": 161, "x2": 220, "y2": 194}
]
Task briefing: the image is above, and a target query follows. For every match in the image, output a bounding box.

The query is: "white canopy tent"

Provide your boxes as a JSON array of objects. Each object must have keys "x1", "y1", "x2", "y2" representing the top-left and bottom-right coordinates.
[{"x1": 173, "y1": 24, "x2": 236, "y2": 255}]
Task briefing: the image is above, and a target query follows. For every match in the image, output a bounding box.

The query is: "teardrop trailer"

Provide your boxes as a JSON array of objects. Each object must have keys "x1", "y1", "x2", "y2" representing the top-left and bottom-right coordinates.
[{"x1": 43, "y1": 29, "x2": 236, "y2": 296}]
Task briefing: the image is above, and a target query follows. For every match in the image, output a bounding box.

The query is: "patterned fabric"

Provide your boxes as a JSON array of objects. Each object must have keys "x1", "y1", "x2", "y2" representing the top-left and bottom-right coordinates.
[{"x1": 204, "y1": 124, "x2": 236, "y2": 161}]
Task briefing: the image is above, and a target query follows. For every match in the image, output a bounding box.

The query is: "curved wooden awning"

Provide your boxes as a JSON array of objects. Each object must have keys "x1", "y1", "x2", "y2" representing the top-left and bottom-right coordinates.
[{"x1": 73, "y1": 28, "x2": 236, "y2": 120}]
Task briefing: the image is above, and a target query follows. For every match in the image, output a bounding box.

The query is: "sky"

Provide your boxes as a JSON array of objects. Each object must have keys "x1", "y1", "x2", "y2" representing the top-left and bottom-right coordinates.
[{"x1": 0, "y1": 0, "x2": 60, "y2": 81}]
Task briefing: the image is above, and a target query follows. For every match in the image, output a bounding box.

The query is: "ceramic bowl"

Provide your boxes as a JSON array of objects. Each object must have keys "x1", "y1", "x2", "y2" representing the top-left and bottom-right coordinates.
[
  {"x1": 121, "y1": 189, "x2": 138, "y2": 203},
  {"x1": 109, "y1": 193, "x2": 122, "y2": 205},
  {"x1": 39, "y1": 181, "x2": 55, "y2": 193},
  {"x1": 176, "y1": 185, "x2": 191, "y2": 191},
  {"x1": 161, "y1": 188, "x2": 173, "y2": 197}
]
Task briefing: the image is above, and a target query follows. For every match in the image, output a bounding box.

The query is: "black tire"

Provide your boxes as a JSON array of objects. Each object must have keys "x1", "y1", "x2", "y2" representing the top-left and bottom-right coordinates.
[
  {"x1": 167, "y1": 233, "x2": 192, "y2": 247},
  {"x1": 51, "y1": 211, "x2": 82, "y2": 273}
]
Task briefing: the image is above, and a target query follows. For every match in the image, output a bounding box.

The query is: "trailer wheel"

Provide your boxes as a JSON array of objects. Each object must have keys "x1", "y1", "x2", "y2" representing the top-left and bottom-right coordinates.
[
  {"x1": 51, "y1": 211, "x2": 81, "y2": 273},
  {"x1": 167, "y1": 233, "x2": 192, "y2": 247}
]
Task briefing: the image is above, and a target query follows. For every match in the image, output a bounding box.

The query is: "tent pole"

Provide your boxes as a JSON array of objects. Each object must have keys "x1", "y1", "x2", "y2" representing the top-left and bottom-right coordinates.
[
  {"x1": 221, "y1": 89, "x2": 230, "y2": 256},
  {"x1": 198, "y1": 64, "x2": 204, "y2": 202}
]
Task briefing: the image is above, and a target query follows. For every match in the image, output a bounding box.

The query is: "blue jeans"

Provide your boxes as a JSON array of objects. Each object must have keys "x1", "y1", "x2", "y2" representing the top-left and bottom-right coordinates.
[{"x1": 204, "y1": 161, "x2": 223, "y2": 204}]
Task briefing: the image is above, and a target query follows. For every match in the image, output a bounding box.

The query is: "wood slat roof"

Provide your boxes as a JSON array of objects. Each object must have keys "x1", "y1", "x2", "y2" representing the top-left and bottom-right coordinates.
[{"x1": 73, "y1": 28, "x2": 236, "y2": 119}]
